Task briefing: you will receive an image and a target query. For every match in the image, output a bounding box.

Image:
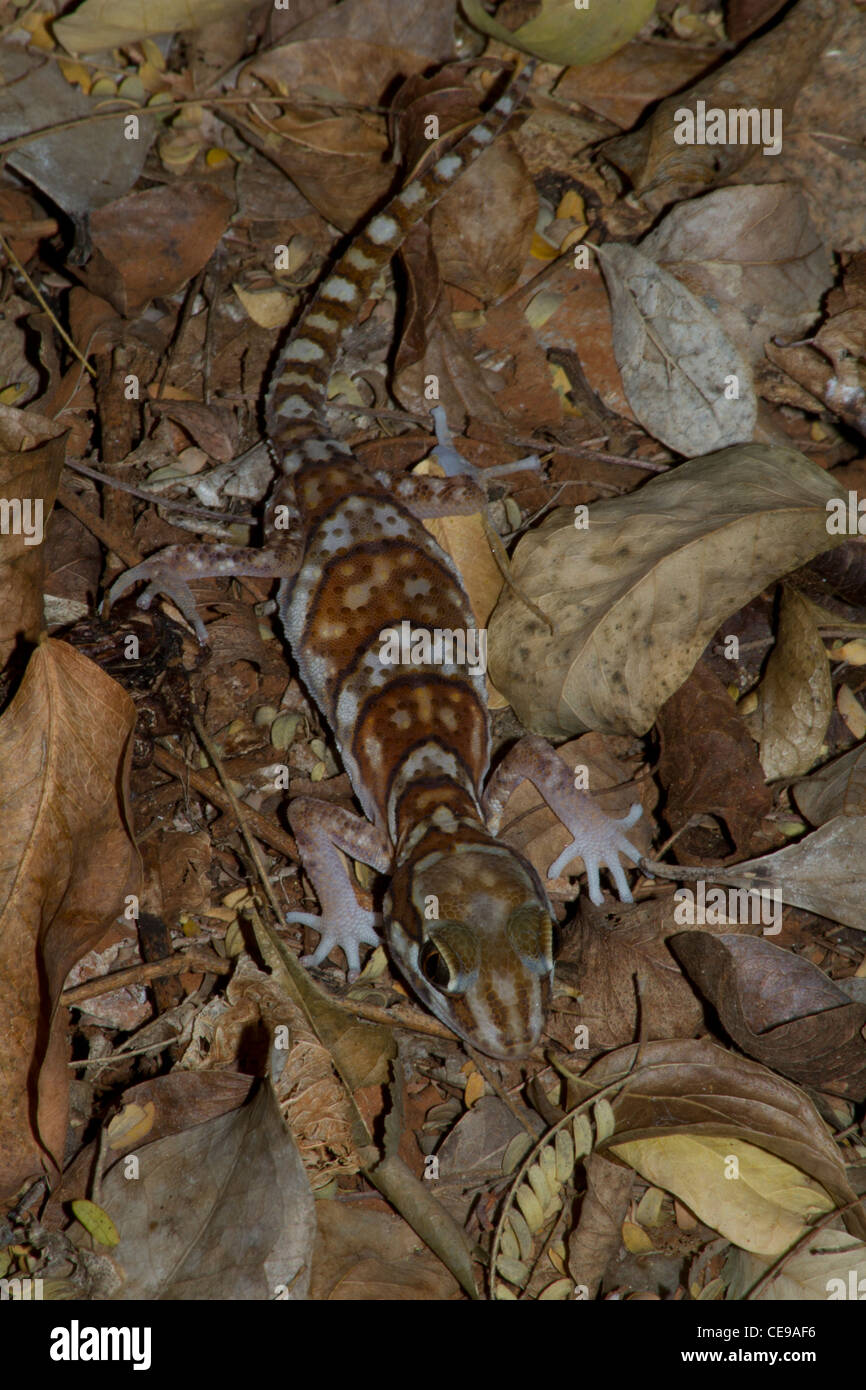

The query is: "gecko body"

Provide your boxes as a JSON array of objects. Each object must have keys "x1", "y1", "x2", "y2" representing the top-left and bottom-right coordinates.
[{"x1": 111, "y1": 60, "x2": 642, "y2": 1058}]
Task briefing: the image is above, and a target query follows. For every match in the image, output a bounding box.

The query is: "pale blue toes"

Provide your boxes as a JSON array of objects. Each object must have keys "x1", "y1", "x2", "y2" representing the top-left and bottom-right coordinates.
[
  {"x1": 288, "y1": 906, "x2": 382, "y2": 976},
  {"x1": 547, "y1": 802, "x2": 643, "y2": 905}
]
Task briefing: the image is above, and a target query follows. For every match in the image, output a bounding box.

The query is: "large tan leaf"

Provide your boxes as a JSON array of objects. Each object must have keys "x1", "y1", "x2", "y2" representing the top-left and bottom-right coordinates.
[
  {"x1": 0, "y1": 640, "x2": 139, "y2": 1196},
  {"x1": 460, "y1": 0, "x2": 657, "y2": 66},
  {"x1": 597, "y1": 242, "x2": 757, "y2": 455},
  {"x1": 55, "y1": 0, "x2": 258, "y2": 53},
  {"x1": 488, "y1": 445, "x2": 846, "y2": 737}
]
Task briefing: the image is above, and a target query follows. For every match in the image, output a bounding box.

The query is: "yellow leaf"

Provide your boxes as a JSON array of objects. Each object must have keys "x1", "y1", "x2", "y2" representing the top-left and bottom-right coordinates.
[
  {"x1": 530, "y1": 231, "x2": 559, "y2": 262},
  {"x1": 557, "y1": 189, "x2": 586, "y2": 221},
  {"x1": 71, "y1": 1200, "x2": 120, "y2": 1248},
  {"x1": 233, "y1": 283, "x2": 295, "y2": 330},
  {"x1": 460, "y1": 0, "x2": 658, "y2": 66},
  {"x1": 622, "y1": 1219, "x2": 654, "y2": 1253},
  {"x1": 107, "y1": 1101, "x2": 156, "y2": 1149},
  {"x1": 611, "y1": 1134, "x2": 835, "y2": 1257},
  {"x1": 837, "y1": 639, "x2": 866, "y2": 665},
  {"x1": 57, "y1": 58, "x2": 91, "y2": 91},
  {"x1": 838, "y1": 684, "x2": 866, "y2": 740},
  {"x1": 464, "y1": 1070, "x2": 486, "y2": 1107}
]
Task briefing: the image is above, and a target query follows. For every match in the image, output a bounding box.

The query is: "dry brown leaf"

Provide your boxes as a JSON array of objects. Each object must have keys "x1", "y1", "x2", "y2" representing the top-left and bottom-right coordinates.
[
  {"x1": 597, "y1": 242, "x2": 757, "y2": 455},
  {"x1": 754, "y1": 586, "x2": 833, "y2": 780},
  {"x1": 553, "y1": 897, "x2": 707, "y2": 1053},
  {"x1": 488, "y1": 445, "x2": 846, "y2": 738},
  {"x1": 557, "y1": 40, "x2": 718, "y2": 130},
  {"x1": 80, "y1": 183, "x2": 233, "y2": 317},
  {"x1": 640, "y1": 185, "x2": 834, "y2": 367},
  {"x1": 0, "y1": 640, "x2": 139, "y2": 1197},
  {"x1": 792, "y1": 743, "x2": 866, "y2": 824},
  {"x1": 644, "y1": 816, "x2": 866, "y2": 933},
  {"x1": 656, "y1": 661, "x2": 773, "y2": 861},
  {"x1": 311, "y1": 1198, "x2": 461, "y2": 1301},
  {"x1": 101, "y1": 1081, "x2": 315, "y2": 1300},
  {"x1": 600, "y1": 0, "x2": 836, "y2": 212},
  {"x1": 670, "y1": 933, "x2": 866, "y2": 1101},
  {"x1": 567, "y1": 1152, "x2": 635, "y2": 1298},
  {"x1": 0, "y1": 406, "x2": 66, "y2": 662},
  {"x1": 240, "y1": 40, "x2": 425, "y2": 232}
]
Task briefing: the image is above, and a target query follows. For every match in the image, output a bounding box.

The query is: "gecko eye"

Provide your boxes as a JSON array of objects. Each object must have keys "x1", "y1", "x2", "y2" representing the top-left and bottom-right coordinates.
[
  {"x1": 417, "y1": 923, "x2": 479, "y2": 994},
  {"x1": 419, "y1": 940, "x2": 453, "y2": 990},
  {"x1": 507, "y1": 903, "x2": 556, "y2": 975}
]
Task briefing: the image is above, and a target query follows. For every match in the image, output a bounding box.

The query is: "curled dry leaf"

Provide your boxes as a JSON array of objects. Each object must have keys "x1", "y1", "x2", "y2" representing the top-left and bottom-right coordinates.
[
  {"x1": 596, "y1": 242, "x2": 757, "y2": 456},
  {"x1": 600, "y1": 0, "x2": 837, "y2": 212},
  {"x1": 488, "y1": 444, "x2": 847, "y2": 738},
  {"x1": 580, "y1": 1038, "x2": 866, "y2": 1241},
  {"x1": 754, "y1": 586, "x2": 833, "y2": 780},
  {"x1": 567, "y1": 1152, "x2": 635, "y2": 1299},
  {"x1": 460, "y1": 0, "x2": 657, "y2": 66},
  {"x1": 670, "y1": 933, "x2": 866, "y2": 1101},
  {"x1": 553, "y1": 896, "x2": 707, "y2": 1053},
  {"x1": 0, "y1": 640, "x2": 139, "y2": 1197},
  {"x1": 645, "y1": 815, "x2": 866, "y2": 932}
]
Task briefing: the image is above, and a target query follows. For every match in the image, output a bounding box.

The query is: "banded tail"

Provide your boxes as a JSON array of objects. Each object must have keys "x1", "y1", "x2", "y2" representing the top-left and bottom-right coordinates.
[{"x1": 264, "y1": 57, "x2": 537, "y2": 445}]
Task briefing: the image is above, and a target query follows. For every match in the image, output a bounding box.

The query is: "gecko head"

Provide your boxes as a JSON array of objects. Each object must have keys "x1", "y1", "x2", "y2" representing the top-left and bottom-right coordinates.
[{"x1": 385, "y1": 838, "x2": 556, "y2": 1060}]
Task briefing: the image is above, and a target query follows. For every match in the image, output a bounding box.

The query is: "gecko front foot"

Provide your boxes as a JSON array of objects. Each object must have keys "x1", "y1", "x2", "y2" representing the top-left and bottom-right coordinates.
[
  {"x1": 287, "y1": 905, "x2": 383, "y2": 977},
  {"x1": 547, "y1": 802, "x2": 642, "y2": 904}
]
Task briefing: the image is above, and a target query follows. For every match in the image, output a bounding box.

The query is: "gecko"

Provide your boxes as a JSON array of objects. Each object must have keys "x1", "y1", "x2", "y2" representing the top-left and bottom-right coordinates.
[{"x1": 109, "y1": 58, "x2": 642, "y2": 1059}]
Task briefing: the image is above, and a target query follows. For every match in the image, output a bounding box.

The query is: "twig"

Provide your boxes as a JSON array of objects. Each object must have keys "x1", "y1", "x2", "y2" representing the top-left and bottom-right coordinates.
[{"x1": 61, "y1": 947, "x2": 230, "y2": 1006}]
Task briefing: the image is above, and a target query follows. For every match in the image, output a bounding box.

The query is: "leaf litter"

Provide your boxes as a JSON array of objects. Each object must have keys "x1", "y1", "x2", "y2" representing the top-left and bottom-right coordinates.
[{"x1": 2, "y1": 0, "x2": 866, "y2": 1309}]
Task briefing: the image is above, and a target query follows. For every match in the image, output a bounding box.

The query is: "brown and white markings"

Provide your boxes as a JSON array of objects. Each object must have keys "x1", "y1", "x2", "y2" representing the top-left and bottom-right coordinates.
[{"x1": 110, "y1": 58, "x2": 642, "y2": 1059}]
